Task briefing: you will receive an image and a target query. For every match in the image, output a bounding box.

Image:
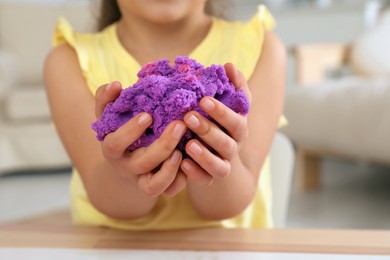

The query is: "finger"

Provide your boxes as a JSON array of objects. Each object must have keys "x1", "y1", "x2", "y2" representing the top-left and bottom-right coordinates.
[
  {"x1": 224, "y1": 63, "x2": 244, "y2": 90},
  {"x1": 132, "y1": 121, "x2": 186, "y2": 173},
  {"x1": 95, "y1": 81, "x2": 122, "y2": 118},
  {"x1": 224, "y1": 63, "x2": 252, "y2": 104},
  {"x1": 138, "y1": 150, "x2": 182, "y2": 197},
  {"x1": 102, "y1": 112, "x2": 152, "y2": 160},
  {"x1": 184, "y1": 111, "x2": 237, "y2": 160},
  {"x1": 199, "y1": 97, "x2": 248, "y2": 142},
  {"x1": 185, "y1": 140, "x2": 231, "y2": 178},
  {"x1": 181, "y1": 158, "x2": 214, "y2": 185},
  {"x1": 163, "y1": 170, "x2": 187, "y2": 197}
]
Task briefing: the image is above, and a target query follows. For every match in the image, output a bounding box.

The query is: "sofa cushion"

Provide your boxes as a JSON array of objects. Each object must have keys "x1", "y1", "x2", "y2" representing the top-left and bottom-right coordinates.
[
  {"x1": 0, "y1": 1, "x2": 94, "y2": 85},
  {"x1": 0, "y1": 121, "x2": 70, "y2": 173},
  {"x1": 4, "y1": 87, "x2": 51, "y2": 121},
  {"x1": 0, "y1": 51, "x2": 19, "y2": 96},
  {"x1": 350, "y1": 10, "x2": 390, "y2": 76},
  {"x1": 281, "y1": 76, "x2": 390, "y2": 163}
]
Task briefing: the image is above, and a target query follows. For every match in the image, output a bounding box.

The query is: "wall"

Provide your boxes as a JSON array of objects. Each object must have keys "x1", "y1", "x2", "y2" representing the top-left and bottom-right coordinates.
[{"x1": 230, "y1": 1, "x2": 369, "y2": 87}]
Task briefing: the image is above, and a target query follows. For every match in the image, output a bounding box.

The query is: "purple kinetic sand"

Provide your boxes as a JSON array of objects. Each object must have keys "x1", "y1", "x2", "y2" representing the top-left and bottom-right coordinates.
[{"x1": 92, "y1": 56, "x2": 249, "y2": 153}]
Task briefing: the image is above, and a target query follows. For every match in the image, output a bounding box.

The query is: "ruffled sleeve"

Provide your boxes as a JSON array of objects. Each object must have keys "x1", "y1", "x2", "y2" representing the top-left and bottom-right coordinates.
[
  {"x1": 52, "y1": 18, "x2": 90, "y2": 79},
  {"x1": 238, "y1": 5, "x2": 277, "y2": 80},
  {"x1": 247, "y1": 5, "x2": 276, "y2": 32},
  {"x1": 52, "y1": 18, "x2": 113, "y2": 94},
  {"x1": 257, "y1": 5, "x2": 276, "y2": 30},
  {"x1": 53, "y1": 17, "x2": 75, "y2": 46}
]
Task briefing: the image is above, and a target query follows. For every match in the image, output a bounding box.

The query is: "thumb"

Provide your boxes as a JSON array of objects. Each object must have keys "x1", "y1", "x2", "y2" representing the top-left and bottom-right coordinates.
[
  {"x1": 95, "y1": 81, "x2": 122, "y2": 118},
  {"x1": 224, "y1": 63, "x2": 252, "y2": 105}
]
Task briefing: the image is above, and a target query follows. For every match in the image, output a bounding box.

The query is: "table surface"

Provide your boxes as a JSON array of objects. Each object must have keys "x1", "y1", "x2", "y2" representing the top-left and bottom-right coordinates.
[{"x1": 0, "y1": 222, "x2": 389, "y2": 255}]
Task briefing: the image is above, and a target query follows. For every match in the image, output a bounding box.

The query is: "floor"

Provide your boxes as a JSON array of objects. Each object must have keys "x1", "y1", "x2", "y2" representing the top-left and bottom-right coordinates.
[
  {"x1": 287, "y1": 158, "x2": 390, "y2": 229},
  {"x1": 0, "y1": 169, "x2": 71, "y2": 223},
  {"x1": 0, "y1": 158, "x2": 389, "y2": 229}
]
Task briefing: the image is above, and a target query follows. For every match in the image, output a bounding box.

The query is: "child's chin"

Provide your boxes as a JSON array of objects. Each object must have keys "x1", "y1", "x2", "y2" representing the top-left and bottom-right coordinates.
[
  {"x1": 144, "y1": 3, "x2": 192, "y2": 23},
  {"x1": 147, "y1": 13, "x2": 186, "y2": 24}
]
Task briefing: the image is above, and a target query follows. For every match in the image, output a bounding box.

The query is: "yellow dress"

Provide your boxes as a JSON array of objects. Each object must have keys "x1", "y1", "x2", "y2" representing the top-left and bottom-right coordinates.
[{"x1": 53, "y1": 5, "x2": 286, "y2": 230}]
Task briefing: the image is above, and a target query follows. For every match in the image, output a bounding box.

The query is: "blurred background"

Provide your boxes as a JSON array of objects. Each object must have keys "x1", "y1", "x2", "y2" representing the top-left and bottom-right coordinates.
[{"x1": 0, "y1": 0, "x2": 389, "y2": 229}]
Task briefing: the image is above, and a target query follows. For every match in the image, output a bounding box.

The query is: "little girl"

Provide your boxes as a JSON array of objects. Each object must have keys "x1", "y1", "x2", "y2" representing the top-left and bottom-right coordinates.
[{"x1": 44, "y1": 0, "x2": 287, "y2": 230}]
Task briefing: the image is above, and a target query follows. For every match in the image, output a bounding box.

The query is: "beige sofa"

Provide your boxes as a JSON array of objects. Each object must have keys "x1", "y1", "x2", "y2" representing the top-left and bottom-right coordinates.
[
  {"x1": 0, "y1": 1, "x2": 94, "y2": 174},
  {"x1": 282, "y1": 16, "x2": 390, "y2": 191}
]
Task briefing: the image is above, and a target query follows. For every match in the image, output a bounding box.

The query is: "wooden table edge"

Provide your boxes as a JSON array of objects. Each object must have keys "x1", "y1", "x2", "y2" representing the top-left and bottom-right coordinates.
[{"x1": 0, "y1": 224, "x2": 389, "y2": 255}]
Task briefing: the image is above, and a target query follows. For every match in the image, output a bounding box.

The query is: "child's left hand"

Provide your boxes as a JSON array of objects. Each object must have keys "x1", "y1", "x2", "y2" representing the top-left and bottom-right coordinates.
[{"x1": 181, "y1": 63, "x2": 252, "y2": 185}]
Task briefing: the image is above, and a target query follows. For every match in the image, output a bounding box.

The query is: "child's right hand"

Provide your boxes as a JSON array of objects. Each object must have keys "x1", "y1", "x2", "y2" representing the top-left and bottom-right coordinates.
[{"x1": 95, "y1": 81, "x2": 187, "y2": 198}]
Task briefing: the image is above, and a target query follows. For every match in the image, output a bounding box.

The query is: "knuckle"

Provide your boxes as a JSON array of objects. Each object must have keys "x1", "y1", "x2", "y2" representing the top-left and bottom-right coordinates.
[
  {"x1": 215, "y1": 104, "x2": 227, "y2": 118},
  {"x1": 142, "y1": 184, "x2": 159, "y2": 198},
  {"x1": 223, "y1": 139, "x2": 237, "y2": 159},
  {"x1": 197, "y1": 122, "x2": 212, "y2": 137},
  {"x1": 138, "y1": 159, "x2": 155, "y2": 173},
  {"x1": 160, "y1": 139, "x2": 178, "y2": 151},
  {"x1": 216, "y1": 161, "x2": 231, "y2": 178}
]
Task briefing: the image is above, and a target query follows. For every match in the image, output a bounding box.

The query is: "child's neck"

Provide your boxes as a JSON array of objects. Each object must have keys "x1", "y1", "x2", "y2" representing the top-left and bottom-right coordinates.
[{"x1": 117, "y1": 11, "x2": 212, "y2": 65}]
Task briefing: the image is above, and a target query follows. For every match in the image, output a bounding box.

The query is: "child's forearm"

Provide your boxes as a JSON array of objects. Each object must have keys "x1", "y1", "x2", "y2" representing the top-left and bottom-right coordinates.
[
  {"x1": 186, "y1": 155, "x2": 257, "y2": 220},
  {"x1": 83, "y1": 160, "x2": 158, "y2": 220}
]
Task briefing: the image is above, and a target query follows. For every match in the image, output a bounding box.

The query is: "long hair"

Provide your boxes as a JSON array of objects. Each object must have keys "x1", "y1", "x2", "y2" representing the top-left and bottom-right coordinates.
[
  {"x1": 96, "y1": 0, "x2": 230, "y2": 31},
  {"x1": 97, "y1": 0, "x2": 120, "y2": 31}
]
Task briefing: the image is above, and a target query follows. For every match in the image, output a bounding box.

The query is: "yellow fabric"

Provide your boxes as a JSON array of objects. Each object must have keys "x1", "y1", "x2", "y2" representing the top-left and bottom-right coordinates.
[{"x1": 53, "y1": 5, "x2": 284, "y2": 230}]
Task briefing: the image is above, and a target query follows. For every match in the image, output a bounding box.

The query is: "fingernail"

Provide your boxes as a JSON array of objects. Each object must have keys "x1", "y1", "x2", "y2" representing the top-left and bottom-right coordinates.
[
  {"x1": 182, "y1": 161, "x2": 192, "y2": 171},
  {"x1": 234, "y1": 65, "x2": 239, "y2": 75},
  {"x1": 202, "y1": 98, "x2": 215, "y2": 110},
  {"x1": 106, "y1": 82, "x2": 114, "y2": 91},
  {"x1": 173, "y1": 123, "x2": 185, "y2": 139},
  {"x1": 138, "y1": 113, "x2": 151, "y2": 125},
  {"x1": 186, "y1": 115, "x2": 200, "y2": 129},
  {"x1": 189, "y1": 142, "x2": 202, "y2": 155},
  {"x1": 170, "y1": 151, "x2": 181, "y2": 164}
]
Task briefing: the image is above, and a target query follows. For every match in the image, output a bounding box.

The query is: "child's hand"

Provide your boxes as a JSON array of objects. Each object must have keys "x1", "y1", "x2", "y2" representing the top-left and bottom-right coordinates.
[
  {"x1": 181, "y1": 63, "x2": 252, "y2": 185},
  {"x1": 95, "y1": 81, "x2": 187, "y2": 197}
]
